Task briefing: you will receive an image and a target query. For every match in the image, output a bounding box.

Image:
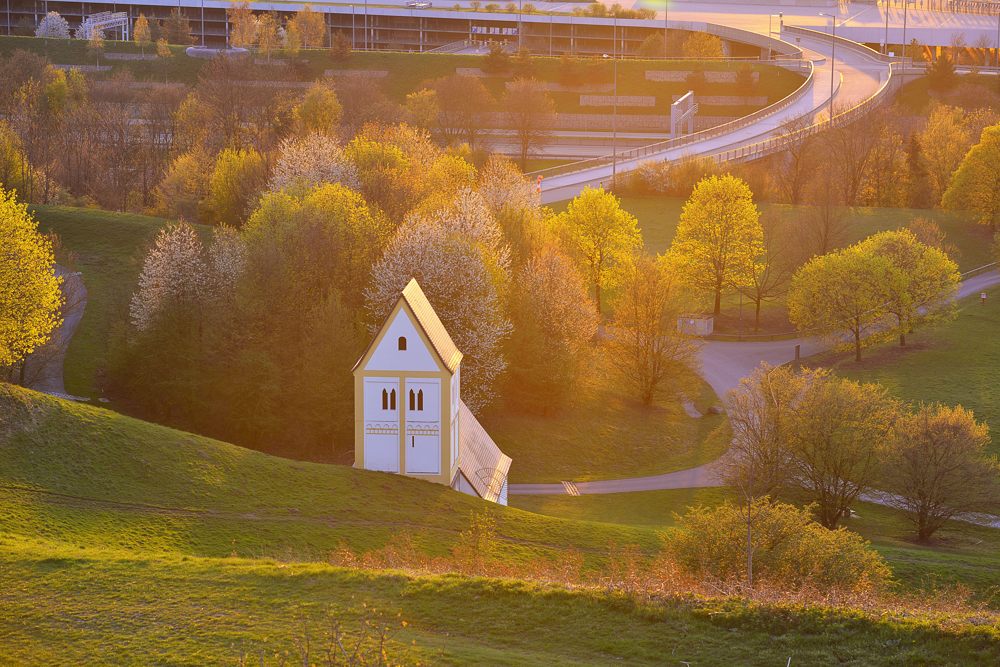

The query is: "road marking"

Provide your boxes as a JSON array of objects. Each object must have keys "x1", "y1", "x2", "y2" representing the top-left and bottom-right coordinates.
[{"x1": 561, "y1": 481, "x2": 580, "y2": 496}]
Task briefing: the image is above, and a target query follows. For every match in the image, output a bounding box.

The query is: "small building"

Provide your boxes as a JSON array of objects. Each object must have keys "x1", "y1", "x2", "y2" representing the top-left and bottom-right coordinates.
[
  {"x1": 677, "y1": 314, "x2": 714, "y2": 337},
  {"x1": 352, "y1": 278, "x2": 512, "y2": 505}
]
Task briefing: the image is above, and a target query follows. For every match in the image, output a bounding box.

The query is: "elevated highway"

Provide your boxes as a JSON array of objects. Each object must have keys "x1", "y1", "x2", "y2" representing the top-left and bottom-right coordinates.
[{"x1": 536, "y1": 25, "x2": 892, "y2": 202}]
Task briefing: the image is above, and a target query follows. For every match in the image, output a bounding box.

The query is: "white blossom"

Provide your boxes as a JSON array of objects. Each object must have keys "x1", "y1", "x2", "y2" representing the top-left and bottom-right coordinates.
[
  {"x1": 477, "y1": 155, "x2": 540, "y2": 218},
  {"x1": 129, "y1": 223, "x2": 207, "y2": 332},
  {"x1": 207, "y1": 225, "x2": 246, "y2": 296},
  {"x1": 268, "y1": 133, "x2": 359, "y2": 194},
  {"x1": 367, "y1": 219, "x2": 512, "y2": 411},
  {"x1": 36, "y1": 12, "x2": 71, "y2": 39}
]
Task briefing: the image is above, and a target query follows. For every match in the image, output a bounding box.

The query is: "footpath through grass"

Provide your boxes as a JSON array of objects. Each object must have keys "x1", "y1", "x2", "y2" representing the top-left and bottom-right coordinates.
[{"x1": 31, "y1": 205, "x2": 200, "y2": 398}]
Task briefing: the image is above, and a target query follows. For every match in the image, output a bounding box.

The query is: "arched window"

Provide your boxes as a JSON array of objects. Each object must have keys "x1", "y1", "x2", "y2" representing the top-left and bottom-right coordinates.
[
  {"x1": 417, "y1": 389, "x2": 424, "y2": 411},
  {"x1": 381, "y1": 388, "x2": 388, "y2": 410},
  {"x1": 398, "y1": 336, "x2": 407, "y2": 351},
  {"x1": 409, "y1": 389, "x2": 416, "y2": 411},
  {"x1": 389, "y1": 389, "x2": 396, "y2": 410}
]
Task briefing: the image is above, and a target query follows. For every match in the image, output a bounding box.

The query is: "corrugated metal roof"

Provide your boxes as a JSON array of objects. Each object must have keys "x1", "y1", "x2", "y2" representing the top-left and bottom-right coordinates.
[
  {"x1": 457, "y1": 400, "x2": 512, "y2": 503},
  {"x1": 401, "y1": 278, "x2": 463, "y2": 374}
]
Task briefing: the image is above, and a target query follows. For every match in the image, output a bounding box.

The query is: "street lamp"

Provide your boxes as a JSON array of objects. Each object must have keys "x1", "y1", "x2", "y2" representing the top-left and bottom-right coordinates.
[
  {"x1": 883, "y1": 0, "x2": 889, "y2": 55},
  {"x1": 902, "y1": 0, "x2": 914, "y2": 63},
  {"x1": 767, "y1": 13, "x2": 781, "y2": 60},
  {"x1": 603, "y1": 18, "x2": 619, "y2": 187},
  {"x1": 820, "y1": 12, "x2": 838, "y2": 123},
  {"x1": 664, "y1": 0, "x2": 669, "y2": 59}
]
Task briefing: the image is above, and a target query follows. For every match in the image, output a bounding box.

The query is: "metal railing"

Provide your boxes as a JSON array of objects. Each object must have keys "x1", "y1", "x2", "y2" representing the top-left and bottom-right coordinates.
[{"x1": 526, "y1": 59, "x2": 815, "y2": 180}]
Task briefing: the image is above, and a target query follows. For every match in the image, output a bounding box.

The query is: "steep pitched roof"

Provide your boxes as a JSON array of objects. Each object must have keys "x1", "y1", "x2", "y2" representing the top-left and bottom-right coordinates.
[
  {"x1": 457, "y1": 401, "x2": 512, "y2": 504},
  {"x1": 400, "y1": 278, "x2": 463, "y2": 374},
  {"x1": 353, "y1": 278, "x2": 463, "y2": 374}
]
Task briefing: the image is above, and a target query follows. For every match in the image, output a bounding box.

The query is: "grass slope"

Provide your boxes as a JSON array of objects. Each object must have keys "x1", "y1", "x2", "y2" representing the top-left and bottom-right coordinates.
[
  {"x1": 817, "y1": 292, "x2": 1000, "y2": 458},
  {"x1": 2, "y1": 385, "x2": 998, "y2": 664},
  {"x1": 0, "y1": 384, "x2": 655, "y2": 563}
]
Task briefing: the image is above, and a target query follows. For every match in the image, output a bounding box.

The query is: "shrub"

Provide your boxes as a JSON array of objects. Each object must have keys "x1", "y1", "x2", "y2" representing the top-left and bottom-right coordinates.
[{"x1": 667, "y1": 499, "x2": 892, "y2": 593}]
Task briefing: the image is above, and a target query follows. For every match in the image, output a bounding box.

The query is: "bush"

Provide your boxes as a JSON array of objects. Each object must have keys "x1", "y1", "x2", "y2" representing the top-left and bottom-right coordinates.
[{"x1": 667, "y1": 499, "x2": 892, "y2": 593}]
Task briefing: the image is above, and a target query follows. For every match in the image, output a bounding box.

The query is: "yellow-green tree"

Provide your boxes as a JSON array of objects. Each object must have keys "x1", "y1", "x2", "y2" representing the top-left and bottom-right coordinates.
[
  {"x1": 942, "y1": 123, "x2": 1000, "y2": 231},
  {"x1": 256, "y1": 12, "x2": 279, "y2": 63},
  {"x1": 885, "y1": 404, "x2": 1000, "y2": 542},
  {"x1": 291, "y1": 81, "x2": 342, "y2": 136},
  {"x1": 788, "y1": 246, "x2": 893, "y2": 361},
  {"x1": 668, "y1": 174, "x2": 763, "y2": 316},
  {"x1": 133, "y1": 14, "x2": 152, "y2": 56},
  {"x1": 682, "y1": 32, "x2": 724, "y2": 58},
  {"x1": 856, "y1": 229, "x2": 960, "y2": 346},
  {"x1": 206, "y1": 147, "x2": 268, "y2": 226},
  {"x1": 284, "y1": 20, "x2": 302, "y2": 56},
  {"x1": 555, "y1": 186, "x2": 642, "y2": 313},
  {"x1": 155, "y1": 38, "x2": 173, "y2": 83},
  {"x1": 918, "y1": 104, "x2": 971, "y2": 204},
  {"x1": 611, "y1": 253, "x2": 698, "y2": 406},
  {"x1": 87, "y1": 27, "x2": 105, "y2": 66},
  {"x1": 227, "y1": 1, "x2": 257, "y2": 48},
  {"x1": 0, "y1": 187, "x2": 62, "y2": 369},
  {"x1": 786, "y1": 370, "x2": 898, "y2": 529},
  {"x1": 293, "y1": 5, "x2": 326, "y2": 48}
]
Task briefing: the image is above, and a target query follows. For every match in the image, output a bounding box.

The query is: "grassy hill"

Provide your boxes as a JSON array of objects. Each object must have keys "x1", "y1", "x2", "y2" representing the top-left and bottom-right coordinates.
[{"x1": 3, "y1": 383, "x2": 999, "y2": 664}]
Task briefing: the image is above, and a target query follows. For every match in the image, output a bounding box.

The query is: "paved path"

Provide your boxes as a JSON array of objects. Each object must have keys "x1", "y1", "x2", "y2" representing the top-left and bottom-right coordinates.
[
  {"x1": 510, "y1": 270, "x2": 1000, "y2": 498},
  {"x1": 22, "y1": 266, "x2": 88, "y2": 401}
]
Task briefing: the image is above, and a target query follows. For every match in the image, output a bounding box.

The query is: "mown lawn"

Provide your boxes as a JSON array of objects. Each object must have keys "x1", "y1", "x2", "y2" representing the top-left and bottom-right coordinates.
[
  {"x1": 815, "y1": 291, "x2": 1000, "y2": 458},
  {"x1": 31, "y1": 205, "x2": 202, "y2": 398},
  {"x1": 511, "y1": 487, "x2": 1000, "y2": 607}
]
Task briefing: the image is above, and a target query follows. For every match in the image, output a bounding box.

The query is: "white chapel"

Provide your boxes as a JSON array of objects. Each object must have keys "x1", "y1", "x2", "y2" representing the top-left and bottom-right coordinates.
[{"x1": 352, "y1": 278, "x2": 512, "y2": 505}]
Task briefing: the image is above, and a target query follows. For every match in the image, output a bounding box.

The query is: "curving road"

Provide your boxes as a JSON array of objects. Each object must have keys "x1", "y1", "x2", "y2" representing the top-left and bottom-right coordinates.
[
  {"x1": 510, "y1": 270, "x2": 1000, "y2": 496},
  {"x1": 538, "y1": 27, "x2": 888, "y2": 203}
]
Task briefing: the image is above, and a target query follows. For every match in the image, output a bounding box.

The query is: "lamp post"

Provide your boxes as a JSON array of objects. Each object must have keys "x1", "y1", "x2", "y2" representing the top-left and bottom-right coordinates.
[
  {"x1": 364, "y1": 0, "x2": 368, "y2": 50},
  {"x1": 664, "y1": 0, "x2": 669, "y2": 59},
  {"x1": 767, "y1": 13, "x2": 781, "y2": 60},
  {"x1": 820, "y1": 12, "x2": 837, "y2": 123},
  {"x1": 995, "y1": 8, "x2": 999, "y2": 68},
  {"x1": 883, "y1": 0, "x2": 890, "y2": 55},
  {"x1": 902, "y1": 0, "x2": 913, "y2": 62},
  {"x1": 603, "y1": 18, "x2": 619, "y2": 188}
]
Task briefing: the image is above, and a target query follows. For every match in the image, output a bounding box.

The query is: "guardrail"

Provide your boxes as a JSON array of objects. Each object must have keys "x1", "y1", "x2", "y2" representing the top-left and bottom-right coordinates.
[
  {"x1": 706, "y1": 61, "x2": 903, "y2": 164},
  {"x1": 526, "y1": 59, "x2": 815, "y2": 180},
  {"x1": 781, "y1": 24, "x2": 893, "y2": 63}
]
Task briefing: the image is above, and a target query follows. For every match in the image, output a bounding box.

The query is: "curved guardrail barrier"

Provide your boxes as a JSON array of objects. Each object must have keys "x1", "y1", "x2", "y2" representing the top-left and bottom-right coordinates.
[{"x1": 526, "y1": 59, "x2": 815, "y2": 179}]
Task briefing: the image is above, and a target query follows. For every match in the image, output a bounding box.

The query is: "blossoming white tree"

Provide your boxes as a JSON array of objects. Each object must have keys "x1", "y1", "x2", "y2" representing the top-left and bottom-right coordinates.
[
  {"x1": 129, "y1": 223, "x2": 208, "y2": 332},
  {"x1": 268, "y1": 133, "x2": 359, "y2": 194},
  {"x1": 36, "y1": 12, "x2": 71, "y2": 39},
  {"x1": 367, "y1": 215, "x2": 512, "y2": 411}
]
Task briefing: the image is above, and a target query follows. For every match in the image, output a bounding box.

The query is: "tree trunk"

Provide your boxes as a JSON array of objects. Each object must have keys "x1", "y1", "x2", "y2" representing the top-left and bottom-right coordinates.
[
  {"x1": 595, "y1": 283, "x2": 602, "y2": 315},
  {"x1": 854, "y1": 330, "x2": 862, "y2": 362},
  {"x1": 754, "y1": 300, "x2": 762, "y2": 332},
  {"x1": 899, "y1": 331, "x2": 906, "y2": 347},
  {"x1": 713, "y1": 288, "x2": 721, "y2": 317}
]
